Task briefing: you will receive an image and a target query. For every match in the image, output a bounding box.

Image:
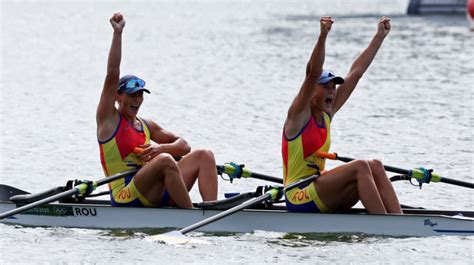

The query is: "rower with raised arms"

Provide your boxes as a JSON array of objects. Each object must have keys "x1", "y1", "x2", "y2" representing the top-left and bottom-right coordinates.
[
  {"x1": 96, "y1": 13, "x2": 218, "y2": 208},
  {"x1": 282, "y1": 16, "x2": 403, "y2": 214}
]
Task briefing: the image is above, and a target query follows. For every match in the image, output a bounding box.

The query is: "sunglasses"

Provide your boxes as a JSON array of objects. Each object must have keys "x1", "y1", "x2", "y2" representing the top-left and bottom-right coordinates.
[{"x1": 122, "y1": 79, "x2": 145, "y2": 90}]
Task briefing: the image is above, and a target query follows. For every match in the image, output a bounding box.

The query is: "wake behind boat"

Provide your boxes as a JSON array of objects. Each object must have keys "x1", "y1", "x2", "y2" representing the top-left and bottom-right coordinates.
[{"x1": 1, "y1": 183, "x2": 473, "y2": 237}]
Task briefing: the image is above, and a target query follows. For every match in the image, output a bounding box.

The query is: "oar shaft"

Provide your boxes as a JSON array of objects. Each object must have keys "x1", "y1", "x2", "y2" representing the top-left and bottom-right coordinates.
[
  {"x1": 319, "y1": 152, "x2": 473, "y2": 189},
  {"x1": 0, "y1": 188, "x2": 79, "y2": 219},
  {"x1": 179, "y1": 174, "x2": 319, "y2": 235},
  {"x1": 284, "y1": 174, "x2": 318, "y2": 191},
  {"x1": 217, "y1": 164, "x2": 283, "y2": 184},
  {"x1": 180, "y1": 193, "x2": 272, "y2": 235},
  {"x1": 0, "y1": 169, "x2": 137, "y2": 220},
  {"x1": 442, "y1": 178, "x2": 474, "y2": 189},
  {"x1": 338, "y1": 155, "x2": 473, "y2": 188},
  {"x1": 335, "y1": 155, "x2": 411, "y2": 175},
  {"x1": 382, "y1": 164, "x2": 410, "y2": 175},
  {"x1": 245, "y1": 171, "x2": 283, "y2": 184},
  {"x1": 96, "y1": 169, "x2": 138, "y2": 186}
]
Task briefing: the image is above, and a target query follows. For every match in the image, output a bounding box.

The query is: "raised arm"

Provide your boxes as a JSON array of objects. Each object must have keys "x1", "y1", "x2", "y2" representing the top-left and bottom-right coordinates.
[
  {"x1": 331, "y1": 16, "x2": 391, "y2": 115},
  {"x1": 96, "y1": 13, "x2": 126, "y2": 138},
  {"x1": 284, "y1": 17, "x2": 333, "y2": 138}
]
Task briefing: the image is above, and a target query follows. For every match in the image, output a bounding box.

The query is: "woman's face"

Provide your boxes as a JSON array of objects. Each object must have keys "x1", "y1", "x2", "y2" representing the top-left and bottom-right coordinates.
[
  {"x1": 117, "y1": 91, "x2": 144, "y2": 117},
  {"x1": 310, "y1": 81, "x2": 336, "y2": 113}
]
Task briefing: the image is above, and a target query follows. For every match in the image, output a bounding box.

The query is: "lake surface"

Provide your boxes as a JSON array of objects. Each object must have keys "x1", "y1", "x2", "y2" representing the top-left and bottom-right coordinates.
[{"x1": 1, "y1": 0, "x2": 473, "y2": 263}]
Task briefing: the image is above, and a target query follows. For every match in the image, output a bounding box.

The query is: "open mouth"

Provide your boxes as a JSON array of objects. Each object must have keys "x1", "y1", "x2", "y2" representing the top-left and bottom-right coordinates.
[
  {"x1": 325, "y1": 96, "x2": 334, "y2": 105},
  {"x1": 131, "y1": 104, "x2": 140, "y2": 111}
]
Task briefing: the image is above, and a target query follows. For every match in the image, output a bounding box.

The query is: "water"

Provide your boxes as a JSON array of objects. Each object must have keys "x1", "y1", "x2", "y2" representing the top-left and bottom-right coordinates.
[{"x1": 1, "y1": 0, "x2": 473, "y2": 263}]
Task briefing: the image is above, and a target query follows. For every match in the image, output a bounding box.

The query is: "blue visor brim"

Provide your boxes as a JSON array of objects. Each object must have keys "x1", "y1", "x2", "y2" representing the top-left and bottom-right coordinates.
[{"x1": 121, "y1": 87, "x2": 151, "y2": 94}]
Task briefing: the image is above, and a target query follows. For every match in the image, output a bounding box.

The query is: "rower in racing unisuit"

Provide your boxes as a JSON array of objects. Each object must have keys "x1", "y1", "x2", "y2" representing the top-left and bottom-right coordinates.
[
  {"x1": 282, "y1": 16, "x2": 402, "y2": 214},
  {"x1": 96, "y1": 13, "x2": 218, "y2": 208}
]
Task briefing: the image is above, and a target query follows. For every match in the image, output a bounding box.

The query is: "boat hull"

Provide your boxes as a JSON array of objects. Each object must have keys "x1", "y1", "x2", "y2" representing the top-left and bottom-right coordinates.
[{"x1": 1, "y1": 201, "x2": 473, "y2": 237}]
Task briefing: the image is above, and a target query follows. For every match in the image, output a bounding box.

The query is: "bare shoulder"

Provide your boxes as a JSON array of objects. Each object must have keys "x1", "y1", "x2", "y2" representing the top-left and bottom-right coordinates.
[
  {"x1": 142, "y1": 118, "x2": 178, "y2": 141},
  {"x1": 141, "y1": 118, "x2": 162, "y2": 131}
]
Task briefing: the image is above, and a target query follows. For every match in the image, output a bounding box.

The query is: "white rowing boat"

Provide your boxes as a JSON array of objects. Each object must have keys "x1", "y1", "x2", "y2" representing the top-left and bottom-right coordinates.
[{"x1": 1, "y1": 184, "x2": 472, "y2": 237}]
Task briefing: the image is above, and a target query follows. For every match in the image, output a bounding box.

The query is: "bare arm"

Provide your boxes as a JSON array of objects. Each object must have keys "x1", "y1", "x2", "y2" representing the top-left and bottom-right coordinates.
[
  {"x1": 331, "y1": 16, "x2": 391, "y2": 115},
  {"x1": 96, "y1": 13, "x2": 126, "y2": 139},
  {"x1": 284, "y1": 17, "x2": 333, "y2": 138},
  {"x1": 138, "y1": 119, "x2": 191, "y2": 163}
]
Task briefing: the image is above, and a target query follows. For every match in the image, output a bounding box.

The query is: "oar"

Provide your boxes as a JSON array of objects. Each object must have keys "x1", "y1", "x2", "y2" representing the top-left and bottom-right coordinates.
[
  {"x1": 216, "y1": 163, "x2": 283, "y2": 184},
  {"x1": 316, "y1": 151, "x2": 474, "y2": 189},
  {"x1": 151, "y1": 173, "x2": 319, "y2": 244},
  {"x1": 0, "y1": 169, "x2": 137, "y2": 220}
]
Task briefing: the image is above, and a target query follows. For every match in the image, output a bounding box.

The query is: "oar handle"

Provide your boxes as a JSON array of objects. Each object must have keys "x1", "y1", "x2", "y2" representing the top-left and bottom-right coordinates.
[
  {"x1": 316, "y1": 151, "x2": 355, "y2": 164},
  {"x1": 315, "y1": 151, "x2": 338, "y2": 160},
  {"x1": 133, "y1": 147, "x2": 144, "y2": 154}
]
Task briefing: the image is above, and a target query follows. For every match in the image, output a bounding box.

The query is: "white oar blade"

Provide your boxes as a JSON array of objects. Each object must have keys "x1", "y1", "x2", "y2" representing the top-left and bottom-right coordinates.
[
  {"x1": 149, "y1": 231, "x2": 190, "y2": 244},
  {"x1": 148, "y1": 230, "x2": 209, "y2": 245}
]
